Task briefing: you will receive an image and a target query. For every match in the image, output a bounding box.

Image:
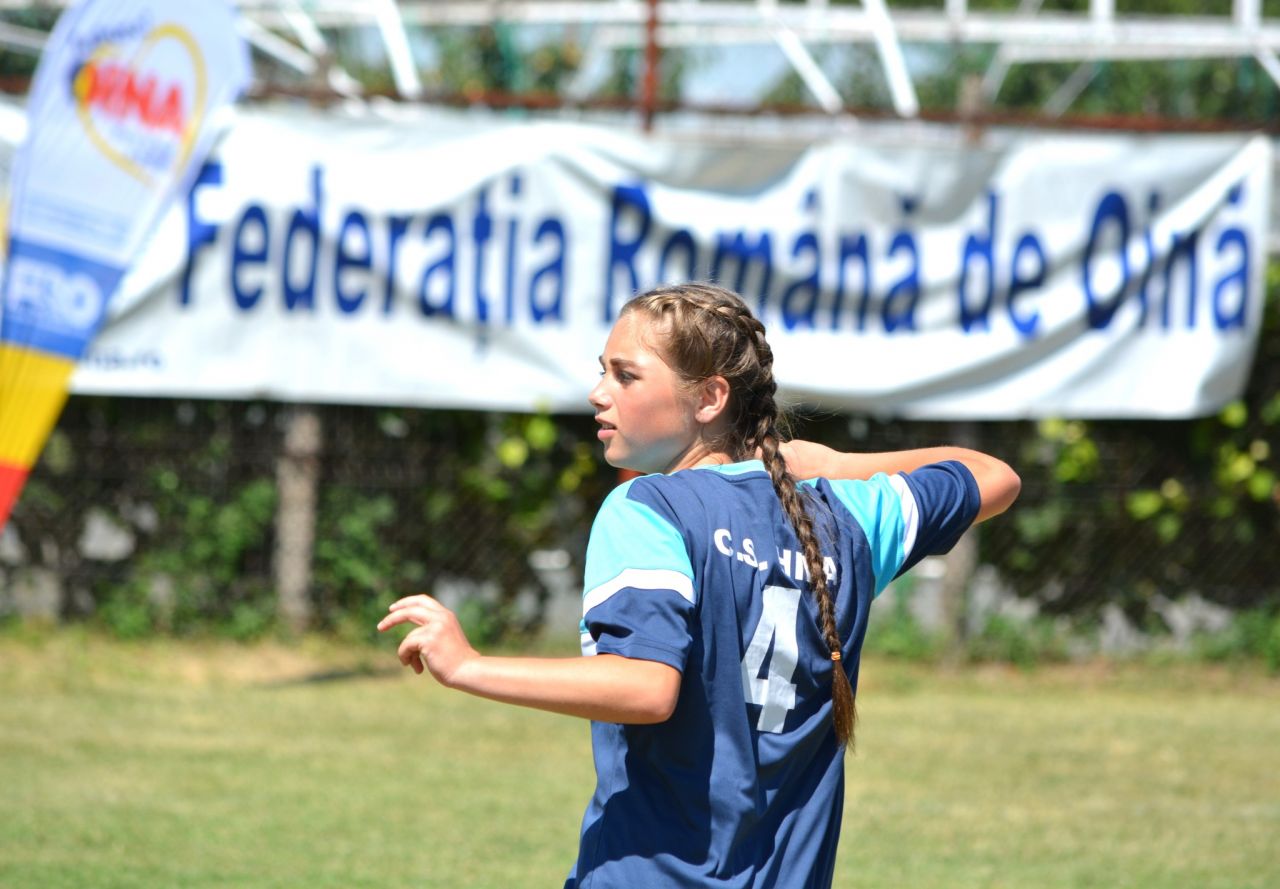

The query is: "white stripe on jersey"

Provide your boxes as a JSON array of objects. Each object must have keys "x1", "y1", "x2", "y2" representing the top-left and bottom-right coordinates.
[
  {"x1": 580, "y1": 630, "x2": 597, "y2": 656},
  {"x1": 582, "y1": 567, "x2": 695, "y2": 616},
  {"x1": 888, "y1": 473, "x2": 921, "y2": 561}
]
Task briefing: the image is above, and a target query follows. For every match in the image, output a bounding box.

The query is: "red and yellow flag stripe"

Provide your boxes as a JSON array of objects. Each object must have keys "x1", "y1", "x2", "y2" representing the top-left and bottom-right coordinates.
[{"x1": 0, "y1": 342, "x2": 75, "y2": 525}]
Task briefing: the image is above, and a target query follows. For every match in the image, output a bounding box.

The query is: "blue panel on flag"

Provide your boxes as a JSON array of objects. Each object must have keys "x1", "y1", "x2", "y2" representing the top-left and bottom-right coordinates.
[{"x1": 1, "y1": 238, "x2": 124, "y2": 359}]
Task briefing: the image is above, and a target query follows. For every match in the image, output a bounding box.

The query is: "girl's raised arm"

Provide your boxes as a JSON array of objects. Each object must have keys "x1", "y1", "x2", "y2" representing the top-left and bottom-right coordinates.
[{"x1": 781, "y1": 440, "x2": 1020, "y2": 524}]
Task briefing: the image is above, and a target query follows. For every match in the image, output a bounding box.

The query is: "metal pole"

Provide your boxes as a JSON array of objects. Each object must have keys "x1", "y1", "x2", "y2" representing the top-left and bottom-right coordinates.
[{"x1": 642, "y1": 0, "x2": 660, "y2": 131}]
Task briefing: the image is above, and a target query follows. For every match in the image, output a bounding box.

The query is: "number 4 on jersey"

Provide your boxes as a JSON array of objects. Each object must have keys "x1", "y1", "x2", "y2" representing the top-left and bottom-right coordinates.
[{"x1": 741, "y1": 584, "x2": 802, "y2": 733}]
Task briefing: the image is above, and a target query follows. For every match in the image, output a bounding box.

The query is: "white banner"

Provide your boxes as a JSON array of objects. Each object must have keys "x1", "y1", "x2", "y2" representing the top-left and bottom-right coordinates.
[{"x1": 69, "y1": 108, "x2": 1271, "y2": 418}]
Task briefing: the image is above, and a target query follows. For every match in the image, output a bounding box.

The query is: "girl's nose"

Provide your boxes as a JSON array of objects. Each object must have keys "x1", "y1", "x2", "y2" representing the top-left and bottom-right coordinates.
[{"x1": 588, "y1": 377, "x2": 609, "y2": 411}]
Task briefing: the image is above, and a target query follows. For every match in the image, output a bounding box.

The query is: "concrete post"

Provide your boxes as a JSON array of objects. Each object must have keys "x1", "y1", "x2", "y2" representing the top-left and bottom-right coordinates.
[{"x1": 274, "y1": 405, "x2": 321, "y2": 634}]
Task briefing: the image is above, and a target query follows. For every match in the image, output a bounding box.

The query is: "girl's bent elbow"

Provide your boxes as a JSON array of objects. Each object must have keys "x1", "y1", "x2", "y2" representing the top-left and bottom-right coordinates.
[
  {"x1": 631, "y1": 687, "x2": 679, "y2": 723},
  {"x1": 632, "y1": 675, "x2": 681, "y2": 723},
  {"x1": 989, "y1": 467, "x2": 1021, "y2": 516},
  {"x1": 974, "y1": 463, "x2": 1020, "y2": 522}
]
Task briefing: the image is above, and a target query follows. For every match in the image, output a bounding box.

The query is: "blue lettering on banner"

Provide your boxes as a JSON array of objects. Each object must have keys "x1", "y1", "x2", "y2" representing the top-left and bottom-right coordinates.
[
  {"x1": 529, "y1": 218, "x2": 566, "y2": 322},
  {"x1": 883, "y1": 228, "x2": 920, "y2": 333},
  {"x1": 958, "y1": 192, "x2": 998, "y2": 333},
  {"x1": 283, "y1": 166, "x2": 322, "y2": 311},
  {"x1": 334, "y1": 209, "x2": 372, "y2": 314},
  {"x1": 418, "y1": 212, "x2": 456, "y2": 317},
  {"x1": 383, "y1": 214, "x2": 411, "y2": 315},
  {"x1": 1008, "y1": 233, "x2": 1046, "y2": 338},
  {"x1": 834, "y1": 232, "x2": 870, "y2": 332},
  {"x1": 711, "y1": 230, "x2": 774, "y2": 316},
  {"x1": 598, "y1": 179, "x2": 1258, "y2": 338},
  {"x1": 181, "y1": 164, "x2": 570, "y2": 329},
  {"x1": 658, "y1": 228, "x2": 698, "y2": 284},
  {"x1": 1213, "y1": 185, "x2": 1250, "y2": 331},
  {"x1": 471, "y1": 187, "x2": 492, "y2": 324},
  {"x1": 231, "y1": 204, "x2": 269, "y2": 310},
  {"x1": 1080, "y1": 189, "x2": 1137, "y2": 330},
  {"x1": 780, "y1": 231, "x2": 820, "y2": 330},
  {"x1": 182, "y1": 162, "x2": 222, "y2": 306},
  {"x1": 1079, "y1": 183, "x2": 1254, "y2": 333},
  {"x1": 605, "y1": 183, "x2": 651, "y2": 322},
  {"x1": 177, "y1": 164, "x2": 1256, "y2": 342}
]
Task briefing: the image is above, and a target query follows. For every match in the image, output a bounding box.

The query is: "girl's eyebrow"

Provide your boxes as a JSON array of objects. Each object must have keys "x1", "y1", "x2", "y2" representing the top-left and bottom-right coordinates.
[{"x1": 600, "y1": 356, "x2": 639, "y2": 370}]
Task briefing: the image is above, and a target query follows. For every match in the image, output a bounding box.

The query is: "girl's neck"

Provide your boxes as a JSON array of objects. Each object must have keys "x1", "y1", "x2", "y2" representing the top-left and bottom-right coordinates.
[{"x1": 663, "y1": 440, "x2": 735, "y2": 474}]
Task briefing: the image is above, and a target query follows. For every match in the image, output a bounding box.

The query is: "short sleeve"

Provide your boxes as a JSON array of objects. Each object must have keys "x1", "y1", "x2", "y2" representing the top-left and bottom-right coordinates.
[
  {"x1": 894, "y1": 460, "x2": 981, "y2": 575},
  {"x1": 579, "y1": 480, "x2": 697, "y2": 672},
  {"x1": 823, "y1": 460, "x2": 980, "y2": 596}
]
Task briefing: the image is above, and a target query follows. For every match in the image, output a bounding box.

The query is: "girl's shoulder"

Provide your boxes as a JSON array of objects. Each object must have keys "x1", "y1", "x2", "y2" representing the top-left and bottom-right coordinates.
[{"x1": 600, "y1": 462, "x2": 770, "y2": 526}]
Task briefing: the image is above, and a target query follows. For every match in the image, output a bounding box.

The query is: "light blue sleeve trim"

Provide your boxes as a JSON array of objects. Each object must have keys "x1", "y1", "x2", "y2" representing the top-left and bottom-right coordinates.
[
  {"x1": 818, "y1": 474, "x2": 912, "y2": 596},
  {"x1": 691, "y1": 459, "x2": 765, "y2": 476},
  {"x1": 582, "y1": 481, "x2": 695, "y2": 603}
]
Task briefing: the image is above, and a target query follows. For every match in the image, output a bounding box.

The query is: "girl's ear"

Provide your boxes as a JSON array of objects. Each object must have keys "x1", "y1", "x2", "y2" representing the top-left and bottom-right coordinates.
[{"x1": 694, "y1": 375, "x2": 731, "y2": 425}]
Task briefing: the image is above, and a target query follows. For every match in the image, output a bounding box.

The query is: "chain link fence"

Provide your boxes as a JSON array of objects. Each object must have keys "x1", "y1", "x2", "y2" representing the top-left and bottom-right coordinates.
[{"x1": 1, "y1": 391, "x2": 1276, "y2": 649}]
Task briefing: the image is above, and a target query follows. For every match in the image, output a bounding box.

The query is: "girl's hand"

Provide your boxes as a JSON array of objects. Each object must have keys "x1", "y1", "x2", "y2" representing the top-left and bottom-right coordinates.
[{"x1": 376, "y1": 594, "x2": 479, "y2": 687}]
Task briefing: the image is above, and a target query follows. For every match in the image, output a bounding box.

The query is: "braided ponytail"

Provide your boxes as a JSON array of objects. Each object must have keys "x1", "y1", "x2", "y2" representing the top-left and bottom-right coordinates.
[
  {"x1": 755, "y1": 411, "x2": 857, "y2": 749},
  {"x1": 623, "y1": 282, "x2": 857, "y2": 749}
]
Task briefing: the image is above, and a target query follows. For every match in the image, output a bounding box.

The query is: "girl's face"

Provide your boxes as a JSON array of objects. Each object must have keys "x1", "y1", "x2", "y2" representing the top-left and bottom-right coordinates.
[{"x1": 588, "y1": 312, "x2": 704, "y2": 474}]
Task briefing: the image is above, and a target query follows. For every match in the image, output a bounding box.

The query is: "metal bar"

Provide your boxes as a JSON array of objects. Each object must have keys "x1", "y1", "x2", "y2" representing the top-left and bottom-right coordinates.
[
  {"x1": 0, "y1": 21, "x2": 46, "y2": 54},
  {"x1": 980, "y1": 0, "x2": 1042, "y2": 105},
  {"x1": 280, "y1": 0, "x2": 330, "y2": 56},
  {"x1": 999, "y1": 40, "x2": 1280, "y2": 63},
  {"x1": 278, "y1": 0, "x2": 364, "y2": 98},
  {"x1": 1255, "y1": 47, "x2": 1280, "y2": 91},
  {"x1": 862, "y1": 0, "x2": 919, "y2": 117},
  {"x1": 372, "y1": 0, "x2": 423, "y2": 99},
  {"x1": 1234, "y1": 0, "x2": 1260, "y2": 30},
  {"x1": 981, "y1": 47, "x2": 1011, "y2": 104},
  {"x1": 1043, "y1": 61, "x2": 1098, "y2": 117},
  {"x1": 238, "y1": 17, "x2": 318, "y2": 74},
  {"x1": 643, "y1": 0, "x2": 660, "y2": 129},
  {"x1": 773, "y1": 27, "x2": 844, "y2": 114},
  {"x1": 589, "y1": 20, "x2": 1280, "y2": 53},
  {"x1": 234, "y1": 4, "x2": 1280, "y2": 53}
]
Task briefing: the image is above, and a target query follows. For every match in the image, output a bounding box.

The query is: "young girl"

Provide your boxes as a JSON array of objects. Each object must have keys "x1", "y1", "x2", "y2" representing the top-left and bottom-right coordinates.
[{"x1": 378, "y1": 282, "x2": 1020, "y2": 888}]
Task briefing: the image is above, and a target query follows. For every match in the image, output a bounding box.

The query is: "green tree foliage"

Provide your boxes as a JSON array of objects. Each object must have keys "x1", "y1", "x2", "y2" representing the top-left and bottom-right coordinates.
[
  {"x1": 596, "y1": 45, "x2": 694, "y2": 105},
  {"x1": 979, "y1": 267, "x2": 1280, "y2": 620},
  {"x1": 309, "y1": 408, "x2": 608, "y2": 644}
]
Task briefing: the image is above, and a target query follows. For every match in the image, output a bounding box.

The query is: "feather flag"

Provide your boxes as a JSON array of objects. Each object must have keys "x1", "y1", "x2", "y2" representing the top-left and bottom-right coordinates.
[{"x1": 0, "y1": 0, "x2": 249, "y2": 528}]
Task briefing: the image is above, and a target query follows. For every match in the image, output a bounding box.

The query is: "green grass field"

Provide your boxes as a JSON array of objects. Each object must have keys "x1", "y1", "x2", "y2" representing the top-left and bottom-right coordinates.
[{"x1": 2, "y1": 630, "x2": 1278, "y2": 888}]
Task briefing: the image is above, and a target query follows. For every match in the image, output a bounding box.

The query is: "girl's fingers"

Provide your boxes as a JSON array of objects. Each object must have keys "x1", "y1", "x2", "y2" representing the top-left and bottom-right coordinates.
[
  {"x1": 387, "y1": 594, "x2": 442, "y2": 612},
  {"x1": 377, "y1": 610, "x2": 412, "y2": 632},
  {"x1": 376, "y1": 606, "x2": 437, "y2": 632},
  {"x1": 398, "y1": 628, "x2": 431, "y2": 670},
  {"x1": 397, "y1": 632, "x2": 418, "y2": 666}
]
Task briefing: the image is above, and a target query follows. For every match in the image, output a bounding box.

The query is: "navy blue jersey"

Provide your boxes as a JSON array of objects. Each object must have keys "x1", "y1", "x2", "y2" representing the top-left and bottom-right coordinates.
[{"x1": 565, "y1": 460, "x2": 980, "y2": 889}]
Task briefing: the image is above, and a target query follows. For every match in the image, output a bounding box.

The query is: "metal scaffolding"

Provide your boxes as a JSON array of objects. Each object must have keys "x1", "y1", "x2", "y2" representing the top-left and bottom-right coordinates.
[{"x1": 0, "y1": 1, "x2": 1275, "y2": 119}]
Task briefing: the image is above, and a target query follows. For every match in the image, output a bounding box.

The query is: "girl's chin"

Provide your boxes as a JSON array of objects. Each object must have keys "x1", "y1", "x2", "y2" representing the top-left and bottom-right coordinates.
[{"x1": 603, "y1": 449, "x2": 652, "y2": 475}]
